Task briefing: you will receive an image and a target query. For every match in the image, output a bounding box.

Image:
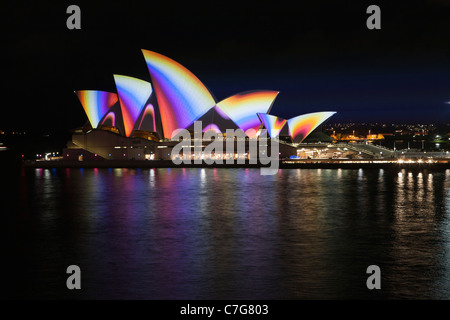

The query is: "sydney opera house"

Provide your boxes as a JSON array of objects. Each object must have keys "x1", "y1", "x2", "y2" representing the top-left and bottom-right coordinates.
[{"x1": 64, "y1": 50, "x2": 336, "y2": 161}]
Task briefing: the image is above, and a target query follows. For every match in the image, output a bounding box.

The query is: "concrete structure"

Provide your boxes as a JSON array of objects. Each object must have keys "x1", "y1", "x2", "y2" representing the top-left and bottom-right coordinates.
[{"x1": 63, "y1": 129, "x2": 298, "y2": 162}]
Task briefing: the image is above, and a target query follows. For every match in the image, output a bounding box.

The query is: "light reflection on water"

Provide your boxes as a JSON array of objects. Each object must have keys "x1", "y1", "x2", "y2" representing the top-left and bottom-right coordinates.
[{"x1": 6, "y1": 167, "x2": 450, "y2": 299}]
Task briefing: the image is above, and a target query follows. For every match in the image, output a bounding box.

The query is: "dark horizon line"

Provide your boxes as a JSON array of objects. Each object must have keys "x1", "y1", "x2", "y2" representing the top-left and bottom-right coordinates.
[{"x1": 1, "y1": 122, "x2": 449, "y2": 135}]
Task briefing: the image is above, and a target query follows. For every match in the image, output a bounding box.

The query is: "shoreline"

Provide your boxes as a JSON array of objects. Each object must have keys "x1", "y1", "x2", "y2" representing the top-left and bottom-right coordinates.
[{"x1": 21, "y1": 159, "x2": 450, "y2": 170}]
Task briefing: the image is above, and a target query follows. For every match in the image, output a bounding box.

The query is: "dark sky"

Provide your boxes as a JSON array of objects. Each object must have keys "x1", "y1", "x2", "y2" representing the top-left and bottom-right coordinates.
[{"x1": 3, "y1": 0, "x2": 450, "y2": 132}]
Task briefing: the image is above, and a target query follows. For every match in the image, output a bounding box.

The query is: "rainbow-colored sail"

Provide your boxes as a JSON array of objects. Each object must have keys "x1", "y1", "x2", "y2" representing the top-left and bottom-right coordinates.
[
  {"x1": 257, "y1": 113, "x2": 287, "y2": 138},
  {"x1": 75, "y1": 90, "x2": 118, "y2": 128},
  {"x1": 215, "y1": 91, "x2": 279, "y2": 138},
  {"x1": 138, "y1": 103, "x2": 157, "y2": 132},
  {"x1": 202, "y1": 123, "x2": 221, "y2": 134},
  {"x1": 101, "y1": 111, "x2": 116, "y2": 127},
  {"x1": 142, "y1": 50, "x2": 216, "y2": 139},
  {"x1": 114, "y1": 75, "x2": 153, "y2": 137},
  {"x1": 287, "y1": 111, "x2": 336, "y2": 143}
]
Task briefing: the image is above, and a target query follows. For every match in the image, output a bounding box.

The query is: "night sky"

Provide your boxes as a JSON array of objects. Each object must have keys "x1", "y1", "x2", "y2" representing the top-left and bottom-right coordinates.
[{"x1": 4, "y1": 0, "x2": 450, "y2": 132}]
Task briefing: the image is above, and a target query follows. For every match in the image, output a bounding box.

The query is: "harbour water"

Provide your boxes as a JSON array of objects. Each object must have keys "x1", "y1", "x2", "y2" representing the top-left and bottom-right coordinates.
[{"x1": 2, "y1": 165, "x2": 450, "y2": 299}]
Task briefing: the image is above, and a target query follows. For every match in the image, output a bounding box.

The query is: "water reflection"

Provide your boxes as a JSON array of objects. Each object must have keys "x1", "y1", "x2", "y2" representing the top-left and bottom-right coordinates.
[
  {"x1": 446, "y1": 170, "x2": 450, "y2": 214},
  {"x1": 389, "y1": 169, "x2": 450, "y2": 298},
  {"x1": 9, "y1": 167, "x2": 450, "y2": 299}
]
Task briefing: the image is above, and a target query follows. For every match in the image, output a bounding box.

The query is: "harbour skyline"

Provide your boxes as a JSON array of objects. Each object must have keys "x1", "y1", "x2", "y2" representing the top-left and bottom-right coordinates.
[{"x1": 4, "y1": 1, "x2": 450, "y2": 132}]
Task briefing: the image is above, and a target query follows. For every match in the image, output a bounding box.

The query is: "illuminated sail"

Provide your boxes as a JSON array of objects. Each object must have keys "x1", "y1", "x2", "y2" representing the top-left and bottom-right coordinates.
[
  {"x1": 215, "y1": 91, "x2": 279, "y2": 138},
  {"x1": 202, "y1": 123, "x2": 221, "y2": 134},
  {"x1": 287, "y1": 111, "x2": 336, "y2": 143},
  {"x1": 257, "y1": 113, "x2": 287, "y2": 138},
  {"x1": 142, "y1": 49, "x2": 216, "y2": 138},
  {"x1": 101, "y1": 111, "x2": 116, "y2": 127},
  {"x1": 114, "y1": 75, "x2": 152, "y2": 137},
  {"x1": 187, "y1": 106, "x2": 239, "y2": 133},
  {"x1": 138, "y1": 103, "x2": 157, "y2": 132},
  {"x1": 75, "y1": 90, "x2": 118, "y2": 128}
]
